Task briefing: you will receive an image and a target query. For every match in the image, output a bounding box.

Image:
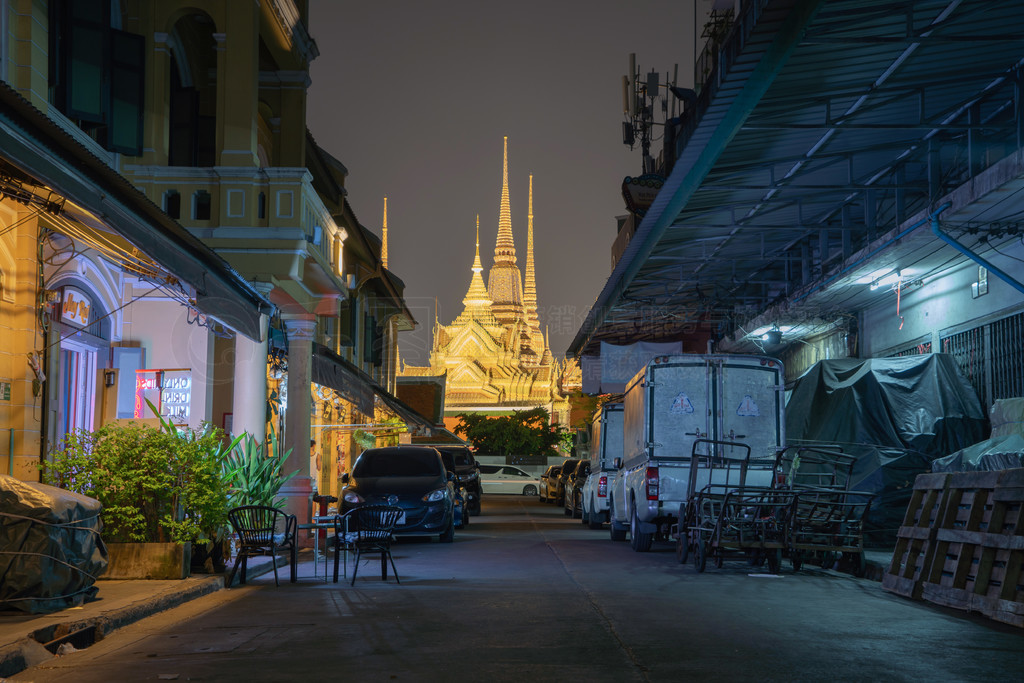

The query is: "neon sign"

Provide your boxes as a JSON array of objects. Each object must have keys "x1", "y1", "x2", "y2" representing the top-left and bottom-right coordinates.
[{"x1": 134, "y1": 369, "x2": 192, "y2": 425}]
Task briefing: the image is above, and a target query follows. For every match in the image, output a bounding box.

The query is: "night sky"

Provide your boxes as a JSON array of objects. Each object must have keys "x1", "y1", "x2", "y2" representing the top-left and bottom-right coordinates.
[{"x1": 306, "y1": 1, "x2": 706, "y2": 364}]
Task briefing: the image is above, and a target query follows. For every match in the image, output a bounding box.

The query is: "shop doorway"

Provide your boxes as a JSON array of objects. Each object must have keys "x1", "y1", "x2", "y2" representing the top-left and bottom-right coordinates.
[{"x1": 58, "y1": 339, "x2": 97, "y2": 441}]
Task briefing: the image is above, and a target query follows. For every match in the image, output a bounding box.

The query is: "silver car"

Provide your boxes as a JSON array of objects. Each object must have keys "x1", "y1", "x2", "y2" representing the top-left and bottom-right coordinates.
[{"x1": 478, "y1": 464, "x2": 540, "y2": 496}]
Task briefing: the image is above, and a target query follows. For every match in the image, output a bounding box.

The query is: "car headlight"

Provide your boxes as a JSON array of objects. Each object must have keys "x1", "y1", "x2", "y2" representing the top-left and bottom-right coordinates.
[
  {"x1": 423, "y1": 488, "x2": 447, "y2": 503},
  {"x1": 343, "y1": 491, "x2": 364, "y2": 504}
]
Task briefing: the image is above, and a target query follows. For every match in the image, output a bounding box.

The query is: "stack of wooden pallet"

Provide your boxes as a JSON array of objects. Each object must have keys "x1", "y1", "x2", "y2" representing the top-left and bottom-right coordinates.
[{"x1": 882, "y1": 468, "x2": 1024, "y2": 627}]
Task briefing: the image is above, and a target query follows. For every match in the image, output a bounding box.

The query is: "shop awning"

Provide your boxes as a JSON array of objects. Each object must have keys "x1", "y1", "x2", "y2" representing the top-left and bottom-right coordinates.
[
  {"x1": 311, "y1": 344, "x2": 435, "y2": 434},
  {"x1": 311, "y1": 344, "x2": 375, "y2": 415},
  {"x1": 0, "y1": 84, "x2": 270, "y2": 341},
  {"x1": 371, "y1": 383, "x2": 436, "y2": 435}
]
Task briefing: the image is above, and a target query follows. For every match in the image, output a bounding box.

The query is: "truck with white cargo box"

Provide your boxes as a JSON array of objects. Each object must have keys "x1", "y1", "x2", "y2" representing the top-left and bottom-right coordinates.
[
  {"x1": 608, "y1": 354, "x2": 784, "y2": 551},
  {"x1": 580, "y1": 402, "x2": 623, "y2": 529}
]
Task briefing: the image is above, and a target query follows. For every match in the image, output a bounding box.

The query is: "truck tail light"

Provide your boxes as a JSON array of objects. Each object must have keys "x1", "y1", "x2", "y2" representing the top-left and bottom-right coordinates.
[
  {"x1": 645, "y1": 467, "x2": 659, "y2": 501},
  {"x1": 597, "y1": 475, "x2": 608, "y2": 497}
]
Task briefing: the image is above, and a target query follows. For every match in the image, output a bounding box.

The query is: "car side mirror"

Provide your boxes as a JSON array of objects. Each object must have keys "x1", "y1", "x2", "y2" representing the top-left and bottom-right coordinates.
[
  {"x1": 341, "y1": 473, "x2": 350, "y2": 484},
  {"x1": 613, "y1": 457, "x2": 622, "y2": 469}
]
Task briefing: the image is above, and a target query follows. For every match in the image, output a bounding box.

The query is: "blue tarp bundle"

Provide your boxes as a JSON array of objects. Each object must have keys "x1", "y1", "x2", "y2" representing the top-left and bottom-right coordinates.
[{"x1": 786, "y1": 354, "x2": 989, "y2": 544}]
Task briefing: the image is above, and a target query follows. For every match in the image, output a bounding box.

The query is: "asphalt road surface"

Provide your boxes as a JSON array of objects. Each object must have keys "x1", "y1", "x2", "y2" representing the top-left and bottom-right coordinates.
[{"x1": 14, "y1": 496, "x2": 1024, "y2": 682}]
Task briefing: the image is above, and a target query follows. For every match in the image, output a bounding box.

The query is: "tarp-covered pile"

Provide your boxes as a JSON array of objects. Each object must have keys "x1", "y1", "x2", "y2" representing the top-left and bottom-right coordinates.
[
  {"x1": 933, "y1": 398, "x2": 1024, "y2": 472},
  {"x1": 786, "y1": 354, "x2": 988, "y2": 545},
  {"x1": 0, "y1": 475, "x2": 108, "y2": 614}
]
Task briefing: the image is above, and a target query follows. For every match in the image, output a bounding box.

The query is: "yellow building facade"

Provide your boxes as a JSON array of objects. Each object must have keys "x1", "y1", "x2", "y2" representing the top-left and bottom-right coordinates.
[{"x1": 0, "y1": 1, "x2": 429, "y2": 519}]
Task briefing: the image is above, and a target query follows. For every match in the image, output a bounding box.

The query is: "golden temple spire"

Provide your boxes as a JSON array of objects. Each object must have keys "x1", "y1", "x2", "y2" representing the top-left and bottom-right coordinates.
[
  {"x1": 473, "y1": 215, "x2": 483, "y2": 273},
  {"x1": 524, "y1": 174, "x2": 540, "y2": 333},
  {"x1": 381, "y1": 197, "x2": 389, "y2": 269},
  {"x1": 487, "y1": 137, "x2": 524, "y2": 324},
  {"x1": 495, "y1": 136, "x2": 516, "y2": 258},
  {"x1": 463, "y1": 215, "x2": 493, "y2": 311}
]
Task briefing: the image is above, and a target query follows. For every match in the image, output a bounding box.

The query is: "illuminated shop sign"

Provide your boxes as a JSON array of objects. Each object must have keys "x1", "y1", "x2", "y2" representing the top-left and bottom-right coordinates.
[
  {"x1": 134, "y1": 369, "x2": 192, "y2": 425},
  {"x1": 61, "y1": 288, "x2": 92, "y2": 327}
]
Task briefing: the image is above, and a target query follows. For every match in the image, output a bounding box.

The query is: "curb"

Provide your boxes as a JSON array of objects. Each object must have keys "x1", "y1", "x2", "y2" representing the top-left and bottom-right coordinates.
[
  {"x1": 0, "y1": 556, "x2": 286, "y2": 679},
  {"x1": 0, "y1": 576, "x2": 223, "y2": 679}
]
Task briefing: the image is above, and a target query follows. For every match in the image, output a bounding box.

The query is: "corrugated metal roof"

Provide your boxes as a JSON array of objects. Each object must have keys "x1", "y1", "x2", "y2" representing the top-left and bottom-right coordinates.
[{"x1": 571, "y1": 0, "x2": 1024, "y2": 356}]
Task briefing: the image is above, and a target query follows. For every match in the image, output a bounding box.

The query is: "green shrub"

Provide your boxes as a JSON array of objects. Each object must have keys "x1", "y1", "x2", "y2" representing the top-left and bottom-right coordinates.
[{"x1": 44, "y1": 405, "x2": 239, "y2": 544}]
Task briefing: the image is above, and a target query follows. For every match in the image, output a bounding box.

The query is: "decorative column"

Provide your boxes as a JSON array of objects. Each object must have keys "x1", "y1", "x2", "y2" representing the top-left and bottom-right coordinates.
[
  {"x1": 282, "y1": 318, "x2": 316, "y2": 537},
  {"x1": 230, "y1": 283, "x2": 273, "y2": 442}
]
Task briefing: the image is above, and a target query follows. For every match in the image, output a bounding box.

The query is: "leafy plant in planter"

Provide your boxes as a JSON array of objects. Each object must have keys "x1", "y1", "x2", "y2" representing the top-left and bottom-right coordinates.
[
  {"x1": 44, "y1": 403, "x2": 238, "y2": 545},
  {"x1": 222, "y1": 429, "x2": 297, "y2": 509}
]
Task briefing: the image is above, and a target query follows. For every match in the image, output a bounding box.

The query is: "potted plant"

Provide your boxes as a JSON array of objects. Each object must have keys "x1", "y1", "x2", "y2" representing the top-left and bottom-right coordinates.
[
  {"x1": 220, "y1": 430, "x2": 298, "y2": 560},
  {"x1": 222, "y1": 428, "x2": 297, "y2": 509},
  {"x1": 43, "y1": 402, "x2": 239, "y2": 579}
]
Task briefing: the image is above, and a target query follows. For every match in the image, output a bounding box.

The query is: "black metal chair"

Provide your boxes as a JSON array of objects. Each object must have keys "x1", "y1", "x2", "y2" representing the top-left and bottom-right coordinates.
[
  {"x1": 333, "y1": 505, "x2": 402, "y2": 586},
  {"x1": 226, "y1": 505, "x2": 298, "y2": 587}
]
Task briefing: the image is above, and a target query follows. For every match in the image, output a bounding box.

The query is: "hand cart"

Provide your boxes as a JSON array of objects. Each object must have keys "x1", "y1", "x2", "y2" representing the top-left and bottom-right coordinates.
[
  {"x1": 775, "y1": 445, "x2": 874, "y2": 575},
  {"x1": 690, "y1": 485, "x2": 798, "y2": 573},
  {"x1": 673, "y1": 438, "x2": 777, "y2": 566}
]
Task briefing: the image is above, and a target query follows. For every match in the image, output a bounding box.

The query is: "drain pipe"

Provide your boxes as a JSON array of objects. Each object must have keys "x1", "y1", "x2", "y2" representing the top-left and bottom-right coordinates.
[{"x1": 930, "y1": 204, "x2": 1024, "y2": 296}]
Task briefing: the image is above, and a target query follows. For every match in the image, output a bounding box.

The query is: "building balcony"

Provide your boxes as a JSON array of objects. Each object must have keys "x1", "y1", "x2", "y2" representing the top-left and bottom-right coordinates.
[{"x1": 122, "y1": 164, "x2": 348, "y2": 315}]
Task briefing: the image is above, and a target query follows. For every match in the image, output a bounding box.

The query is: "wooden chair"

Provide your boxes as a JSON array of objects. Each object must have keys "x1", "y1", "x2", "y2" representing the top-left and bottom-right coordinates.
[
  {"x1": 333, "y1": 505, "x2": 402, "y2": 586},
  {"x1": 226, "y1": 505, "x2": 297, "y2": 587}
]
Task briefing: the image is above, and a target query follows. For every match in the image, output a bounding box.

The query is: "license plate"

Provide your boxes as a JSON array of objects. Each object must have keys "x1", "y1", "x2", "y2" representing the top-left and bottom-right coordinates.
[{"x1": 396, "y1": 512, "x2": 406, "y2": 525}]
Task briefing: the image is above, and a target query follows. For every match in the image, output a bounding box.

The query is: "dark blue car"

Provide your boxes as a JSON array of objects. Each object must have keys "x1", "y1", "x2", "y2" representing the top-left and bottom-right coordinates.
[{"x1": 341, "y1": 446, "x2": 456, "y2": 542}]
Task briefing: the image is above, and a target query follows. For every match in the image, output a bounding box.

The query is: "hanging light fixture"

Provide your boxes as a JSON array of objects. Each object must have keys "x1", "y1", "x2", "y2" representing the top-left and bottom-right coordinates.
[{"x1": 762, "y1": 326, "x2": 783, "y2": 345}]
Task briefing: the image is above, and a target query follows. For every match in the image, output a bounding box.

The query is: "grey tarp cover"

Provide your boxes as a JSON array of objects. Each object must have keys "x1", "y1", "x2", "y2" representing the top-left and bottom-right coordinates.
[
  {"x1": 933, "y1": 398, "x2": 1024, "y2": 472},
  {"x1": 0, "y1": 475, "x2": 107, "y2": 614},
  {"x1": 786, "y1": 354, "x2": 988, "y2": 544}
]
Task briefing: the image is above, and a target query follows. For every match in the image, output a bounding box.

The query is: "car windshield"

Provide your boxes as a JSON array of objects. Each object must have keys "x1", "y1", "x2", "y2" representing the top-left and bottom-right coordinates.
[
  {"x1": 440, "y1": 452, "x2": 455, "y2": 472},
  {"x1": 354, "y1": 449, "x2": 443, "y2": 477},
  {"x1": 439, "y1": 448, "x2": 474, "y2": 467}
]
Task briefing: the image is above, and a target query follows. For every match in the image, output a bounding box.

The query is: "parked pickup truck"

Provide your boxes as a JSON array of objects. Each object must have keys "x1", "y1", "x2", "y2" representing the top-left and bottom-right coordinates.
[
  {"x1": 581, "y1": 402, "x2": 623, "y2": 529},
  {"x1": 608, "y1": 354, "x2": 784, "y2": 551}
]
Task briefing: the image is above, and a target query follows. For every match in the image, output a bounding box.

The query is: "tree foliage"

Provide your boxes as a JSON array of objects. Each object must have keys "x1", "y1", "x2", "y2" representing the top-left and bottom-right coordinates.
[{"x1": 453, "y1": 407, "x2": 561, "y2": 458}]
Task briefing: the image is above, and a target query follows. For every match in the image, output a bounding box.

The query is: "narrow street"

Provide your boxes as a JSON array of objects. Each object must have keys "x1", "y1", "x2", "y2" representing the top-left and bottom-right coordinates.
[{"x1": 15, "y1": 496, "x2": 1024, "y2": 683}]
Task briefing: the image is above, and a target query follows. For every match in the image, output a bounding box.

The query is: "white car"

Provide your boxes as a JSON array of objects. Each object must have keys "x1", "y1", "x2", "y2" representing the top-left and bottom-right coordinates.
[{"x1": 478, "y1": 464, "x2": 540, "y2": 496}]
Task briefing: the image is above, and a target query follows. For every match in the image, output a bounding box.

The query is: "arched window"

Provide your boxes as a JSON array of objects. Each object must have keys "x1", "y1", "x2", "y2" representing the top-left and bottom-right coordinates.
[{"x1": 167, "y1": 13, "x2": 218, "y2": 167}]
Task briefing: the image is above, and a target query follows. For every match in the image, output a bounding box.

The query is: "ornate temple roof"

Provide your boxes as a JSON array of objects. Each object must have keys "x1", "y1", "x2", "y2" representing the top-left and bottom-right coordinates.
[{"x1": 399, "y1": 137, "x2": 566, "y2": 415}]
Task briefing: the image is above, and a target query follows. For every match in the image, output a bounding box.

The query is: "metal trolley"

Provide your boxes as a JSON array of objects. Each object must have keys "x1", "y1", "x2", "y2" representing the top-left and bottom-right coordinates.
[
  {"x1": 675, "y1": 439, "x2": 787, "y2": 572},
  {"x1": 689, "y1": 485, "x2": 799, "y2": 574},
  {"x1": 775, "y1": 445, "x2": 875, "y2": 576}
]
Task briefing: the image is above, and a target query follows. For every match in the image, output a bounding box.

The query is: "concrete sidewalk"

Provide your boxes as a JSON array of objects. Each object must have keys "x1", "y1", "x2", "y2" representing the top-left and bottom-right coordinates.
[{"x1": 0, "y1": 550, "x2": 332, "y2": 679}]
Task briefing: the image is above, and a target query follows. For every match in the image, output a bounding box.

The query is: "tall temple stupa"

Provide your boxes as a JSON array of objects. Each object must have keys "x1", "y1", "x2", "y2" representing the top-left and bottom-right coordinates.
[{"x1": 400, "y1": 138, "x2": 566, "y2": 426}]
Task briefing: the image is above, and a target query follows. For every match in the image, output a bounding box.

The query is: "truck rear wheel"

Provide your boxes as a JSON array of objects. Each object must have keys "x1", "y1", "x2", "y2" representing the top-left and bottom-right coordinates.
[
  {"x1": 588, "y1": 496, "x2": 604, "y2": 530},
  {"x1": 609, "y1": 498, "x2": 627, "y2": 541},
  {"x1": 629, "y1": 504, "x2": 654, "y2": 552}
]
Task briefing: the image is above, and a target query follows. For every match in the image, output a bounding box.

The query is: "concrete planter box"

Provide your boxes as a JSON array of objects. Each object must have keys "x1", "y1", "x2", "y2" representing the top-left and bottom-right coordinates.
[{"x1": 103, "y1": 542, "x2": 192, "y2": 580}]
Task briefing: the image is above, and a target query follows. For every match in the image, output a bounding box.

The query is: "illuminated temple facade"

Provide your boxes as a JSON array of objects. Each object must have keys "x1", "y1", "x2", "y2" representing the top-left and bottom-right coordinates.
[{"x1": 401, "y1": 138, "x2": 568, "y2": 426}]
